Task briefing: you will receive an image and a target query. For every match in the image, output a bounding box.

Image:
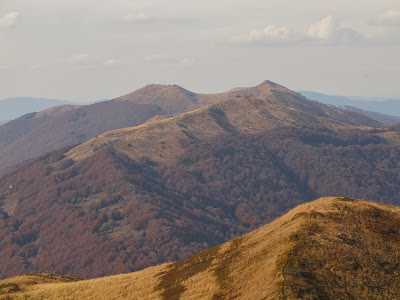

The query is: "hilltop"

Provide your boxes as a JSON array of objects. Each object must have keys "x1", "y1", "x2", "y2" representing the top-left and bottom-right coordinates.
[
  {"x1": 0, "y1": 81, "x2": 381, "y2": 173},
  {"x1": 2, "y1": 197, "x2": 400, "y2": 299}
]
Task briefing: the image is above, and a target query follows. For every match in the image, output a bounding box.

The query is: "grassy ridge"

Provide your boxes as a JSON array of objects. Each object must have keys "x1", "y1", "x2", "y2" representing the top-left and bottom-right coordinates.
[{"x1": 2, "y1": 197, "x2": 400, "y2": 299}]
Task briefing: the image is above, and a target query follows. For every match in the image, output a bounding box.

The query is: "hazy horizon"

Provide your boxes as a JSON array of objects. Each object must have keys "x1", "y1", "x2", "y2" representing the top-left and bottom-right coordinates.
[
  {"x1": 1, "y1": 83, "x2": 400, "y2": 104},
  {"x1": 1, "y1": 0, "x2": 399, "y2": 101}
]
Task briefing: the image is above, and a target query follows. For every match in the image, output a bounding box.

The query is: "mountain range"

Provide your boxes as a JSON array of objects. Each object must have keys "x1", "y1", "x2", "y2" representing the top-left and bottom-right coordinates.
[
  {"x1": 0, "y1": 81, "x2": 381, "y2": 174},
  {"x1": 340, "y1": 105, "x2": 400, "y2": 125},
  {"x1": 0, "y1": 97, "x2": 77, "y2": 125},
  {"x1": 0, "y1": 97, "x2": 111, "y2": 126},
  {"x1": 1, "y1": 81, "x2": 400, "y2": 281},
  {"x1": 1, "y1": 197, "x2": 400, "y2": 299},
  {"x1": 299, "y1": 91, "x2": 400, "y2": 117},
  {"x1": 2, "y1": 89, "x2": 398, "y2": 128}
]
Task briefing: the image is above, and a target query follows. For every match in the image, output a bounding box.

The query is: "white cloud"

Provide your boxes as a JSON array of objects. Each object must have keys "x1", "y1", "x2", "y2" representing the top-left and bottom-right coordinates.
[
  {"x1": 144, "y1": 54, "x2": 195, "y2": 66},
  {"x1": 249, "y1": 25, "x2": 298, "y2": 43},
  {"x1": 122, "y1": 12, "x2": 182, "y2": 24},
  {"x1": 373, "y1": 9, "x2": 400, "y2": 26},
  {"x1": 102, "y1": 58, "x2": 120, "y2": 67},
  {"x1": 308, "y1": 16, "x2": 337, "y2": 39},
  {"x1": 144, "y1": 54, "x2": 178, "y2": 63},
  {"x1": 179, "y1": 57, "x2": 195, "y2": 66},
  {"x1": 233, "y1": 25, "x2": 304, "y2": 45},
  {"x1": 68, "y1": 54, "x2": 94, "y2": 66},
  {"x1": 122, "y1": 12, "x2": 151, "y2": 23},
  {"x1": 308, "y1": 16, "x2": 364, "y2": 44},
  {"x1": 66, "y1": 54, "x2": 121, "y2": 68},
  {"x1": 0, "y1": 11, "x2": 19, "y2": 28},
  {"x1": 236, "y1": 16, "x2": 365, "y2": 46}
]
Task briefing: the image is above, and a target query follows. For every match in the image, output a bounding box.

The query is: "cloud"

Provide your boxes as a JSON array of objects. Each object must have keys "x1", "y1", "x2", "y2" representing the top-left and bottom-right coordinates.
[
  {"x1": 235, "y1": 16, "x2": 364, "y2": 46},
  {"x1": 248, "y1": 25, "x2": 300, "y2": 44},
  {"x1": 308, "y1": 16, "x2": 364, "y2": 44},
  {"x1": 179, "y1": 57, "x2": 195, "y2": 66},
  {"x1": 66, "y1": 54, "x2": 121, "y2": 68},
  {"x1": 144, "y1": 54, "x2": 195, "y2": 66},
  {"x1": 0, "y1": 11, "x2": 19, "y2": 28},
  {"x1": 68, "y1": 54, "x2": 94, "y2": 66},
  {"x1": 308, "y1": 16, "x2": 337, "y2": 39},
  {"x1": 122, "y1": 12, "x2": 182, "y2": 24},
  {"x1": 122, "y1": 12, "x2": 151, "y2": 23},
  {"x1": 144, "y1": 54, "x2": 178, "y2": 63},
  {"x1": 373, "y1": 9, "x2": 400, "y2": 27},
  {"x1": 102, "y1": 58, "x2": 120, "y2": 67}
]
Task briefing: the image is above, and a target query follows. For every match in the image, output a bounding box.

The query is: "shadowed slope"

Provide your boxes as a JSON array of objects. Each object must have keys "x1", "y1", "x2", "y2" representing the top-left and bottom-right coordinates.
[
  {"x1": 0, "y1": 97, "x2": 76, "y2": 122},
  {"x1": 2, "y1": 197, "x2": 400, "y2": 299},
  {"x1": 0, "y1": 105, "x2": 78, "y2": 151},
  {"x1": 0, "y1": 102, "x2": 162, "y2": 173}
]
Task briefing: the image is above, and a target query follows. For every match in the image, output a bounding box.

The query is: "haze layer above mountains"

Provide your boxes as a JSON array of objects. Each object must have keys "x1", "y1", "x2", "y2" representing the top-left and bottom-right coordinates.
[{"x1": 1, "y1": 81, "x2": 400, "y2": 280}]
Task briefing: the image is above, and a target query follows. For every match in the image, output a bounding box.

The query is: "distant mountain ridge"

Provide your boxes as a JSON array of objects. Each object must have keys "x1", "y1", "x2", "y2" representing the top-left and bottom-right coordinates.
[
  {"x1": 299, "y1": 91, "x2": 400, "y2": 117},
  {"x1": 0, "y1": 97, "x2": 109, "y2": 126},
  {"x1": 66, "y1": 81, "x2": 380, "y2": 167},
  {"x1": 0, "y1": 97, "x2": 76, "y2": 122},
  {"x1": 340, "y1": 105, "x2": 400, "y2": 125},
  {"x1": 0, "y1": 81, "x2": 381, "y2": 174},
  {"x1": 2, "y1": 197, "x2": 400, "y2": 299}
]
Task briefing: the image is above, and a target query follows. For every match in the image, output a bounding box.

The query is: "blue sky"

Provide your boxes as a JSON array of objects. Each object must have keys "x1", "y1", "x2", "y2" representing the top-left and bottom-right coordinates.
[{"x1": 1, "y1": 0, "x2": 399, "y2": 101}]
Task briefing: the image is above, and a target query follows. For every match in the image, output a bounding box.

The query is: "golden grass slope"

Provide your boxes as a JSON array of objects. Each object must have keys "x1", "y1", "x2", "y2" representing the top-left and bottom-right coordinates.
[
  {"x1": 0, "y1": 265, "x2": 168, "y2": 300},
  {"x1": 2, "y1": 197, "x2": 400, "y2": 299}
]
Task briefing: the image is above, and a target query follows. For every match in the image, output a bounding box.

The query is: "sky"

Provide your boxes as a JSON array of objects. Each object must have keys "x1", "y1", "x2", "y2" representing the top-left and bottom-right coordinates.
[{"x1": 0, "y1": 0, "x2": 399, "y2": 102}]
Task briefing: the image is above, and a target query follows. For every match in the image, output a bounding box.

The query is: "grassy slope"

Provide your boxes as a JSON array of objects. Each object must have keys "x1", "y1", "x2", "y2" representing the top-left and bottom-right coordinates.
[
  {"x1": 65, "y1": 95, "x2": 355, "y2": 166},
  {"x1": 2, "y1": 197, "x2": 400, "y2": 299}
]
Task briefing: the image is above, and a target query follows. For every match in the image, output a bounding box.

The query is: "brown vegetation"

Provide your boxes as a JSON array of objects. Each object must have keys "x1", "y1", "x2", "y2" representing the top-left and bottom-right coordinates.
[
  {"x1": 2, "y1": 197, "x2": 400, "y2": 299},
  {"x1": 0, "y1": 115, "x2": 399, "y2": 280},
  {"x1": 0, "y1": 81, "x2": 396, "y2": 280}
]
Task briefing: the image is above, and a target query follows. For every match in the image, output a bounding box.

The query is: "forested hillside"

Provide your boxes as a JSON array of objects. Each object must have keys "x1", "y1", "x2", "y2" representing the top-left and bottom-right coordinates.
[
  {"x1": 0, "y1": 115, "x2": 399, "y2": 279},
  {"x1": 2, "y1": 197, "x2": 400, "y2": 299}
]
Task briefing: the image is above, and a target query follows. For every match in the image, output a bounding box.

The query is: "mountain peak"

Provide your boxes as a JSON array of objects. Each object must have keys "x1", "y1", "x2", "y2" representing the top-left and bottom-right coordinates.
[
  {"x1": 252, "y1": 80, "x2": 288, "y2": 93},
  {"x1": 225, "y1": 80, "x2": 283, "y2": 94},
  {"x1": 258, "y1": 80, "x2": 280, "y2": 87},
  {"x1": 126, "y1": 83, "x2": 194, "y2": 96},
  {"x1": 112, "y1": 83, "x2": 198, "y2": 114}
]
